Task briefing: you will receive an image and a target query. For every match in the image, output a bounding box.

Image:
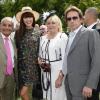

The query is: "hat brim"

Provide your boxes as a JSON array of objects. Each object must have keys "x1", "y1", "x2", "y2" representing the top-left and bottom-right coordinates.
[{"x1": 16, "y1": 10, "x2": 39, "y2": 22}]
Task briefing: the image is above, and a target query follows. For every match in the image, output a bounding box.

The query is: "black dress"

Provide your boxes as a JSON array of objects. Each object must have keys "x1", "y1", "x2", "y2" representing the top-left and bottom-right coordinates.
[{"x1": 17, "y1": 28, "x2": 40, "y2": 89}]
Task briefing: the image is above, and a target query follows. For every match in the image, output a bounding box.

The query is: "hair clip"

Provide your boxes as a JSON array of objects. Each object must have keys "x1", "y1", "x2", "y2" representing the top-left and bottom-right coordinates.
[{"x1": 41, "y1": 10, "x2": 56, "y2": 24}]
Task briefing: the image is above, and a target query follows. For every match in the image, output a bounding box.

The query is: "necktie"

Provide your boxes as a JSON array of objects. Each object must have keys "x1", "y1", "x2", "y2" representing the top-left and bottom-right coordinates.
[{"x1": 4, "y1": 37, "x2": 13, "y2": 75}]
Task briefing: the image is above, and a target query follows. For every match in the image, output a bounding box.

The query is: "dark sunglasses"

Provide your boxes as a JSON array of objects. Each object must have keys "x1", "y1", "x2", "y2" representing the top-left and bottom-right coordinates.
[{"x1": 66, "y1": 16, "x2": 78, "y2": 21}]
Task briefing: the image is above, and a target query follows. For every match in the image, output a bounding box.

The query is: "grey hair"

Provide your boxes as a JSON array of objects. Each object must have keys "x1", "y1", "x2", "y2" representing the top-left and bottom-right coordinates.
[
  {"x1": 1, "y1": 17, "x2": 13, "y2": 24},
  {"x1": 85, "y1": 7, "x2": 98, "y2": 18}
]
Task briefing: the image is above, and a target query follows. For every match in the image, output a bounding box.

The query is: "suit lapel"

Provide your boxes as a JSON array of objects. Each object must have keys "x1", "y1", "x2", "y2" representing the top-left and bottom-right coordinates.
[
  {"x1": 0, "y1": 33, "x2": 6, "y2": 56},
  {"x1": 68, "y1": 26, "x2": 86, "y2": 54},
  {"x1": 10, "y1": 39, "x2": 17, "y2": 59},
  {"x1": 0, "y1": 33, "x2": 17, "y2": 60}
]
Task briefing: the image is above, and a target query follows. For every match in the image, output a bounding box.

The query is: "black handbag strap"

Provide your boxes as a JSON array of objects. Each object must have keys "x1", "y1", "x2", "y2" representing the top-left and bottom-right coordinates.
[{"x1": 41, "y1": 39, "x2": 52, "y2": 100}]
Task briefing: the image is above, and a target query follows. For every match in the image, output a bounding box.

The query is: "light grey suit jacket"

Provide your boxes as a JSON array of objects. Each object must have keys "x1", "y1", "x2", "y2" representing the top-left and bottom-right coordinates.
[
  {"x1": 63, "y1": 26, "x2": 100, "y2": 96},
  {"x1": 0, "y1": 33, "x2": 17, "y2": 89}
]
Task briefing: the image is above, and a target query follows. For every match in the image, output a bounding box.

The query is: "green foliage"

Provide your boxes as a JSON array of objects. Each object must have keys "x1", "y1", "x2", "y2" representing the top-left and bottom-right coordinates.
[
  {"x1": 0, "y1": 0, "x2": 14, "y2": 17},
  {"x1": 0, "y1": 0, "x2": 100, "y2": 31}
]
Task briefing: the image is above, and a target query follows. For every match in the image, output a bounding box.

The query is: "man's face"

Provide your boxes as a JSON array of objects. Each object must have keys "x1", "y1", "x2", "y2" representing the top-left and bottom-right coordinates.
[
  {"x1": 66, "y1": 11, "x2": 82, "y2": 31},
  {"x1": 1, "y1": 20, "x2": 13, "y2": 37},
  {"x1": 40, "y1": 25, "x2": 47, "y2": 36},
  {"x1": 84, "y1": 11, "x2": 91, "y2": 25}
]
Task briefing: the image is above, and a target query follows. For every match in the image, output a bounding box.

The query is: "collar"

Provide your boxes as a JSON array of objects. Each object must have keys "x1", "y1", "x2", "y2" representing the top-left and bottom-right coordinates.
[
  {"x1": 69, "y1": 25, "x2": 82, "y2": 37},
  {"x1": 87, "y1": 22, "x2": 97, "y2": 29},
  {"x1": 1, "y1": 33, "x2": 10, "y2": 40}
]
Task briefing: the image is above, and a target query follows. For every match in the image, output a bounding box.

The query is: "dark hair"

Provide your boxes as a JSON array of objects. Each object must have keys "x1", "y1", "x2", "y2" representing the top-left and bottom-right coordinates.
[
  {"x1": 15, "y1": 12, "x2": 35, "y2": 44},
  {"x1": 64, "y1": 6, "x2": 83, "y2": 21}
]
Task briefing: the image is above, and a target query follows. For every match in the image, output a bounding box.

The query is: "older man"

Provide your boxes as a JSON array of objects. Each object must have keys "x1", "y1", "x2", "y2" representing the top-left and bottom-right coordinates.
[
  {"x1": 84, "y1": 7, "x2": 100, "y2": 33},
  {"x1": 0, "y1": 17, "x2": 17, "y2": 100},
  {"x1": 84, "y1": 7, "x2": 100, "y2": 100}
]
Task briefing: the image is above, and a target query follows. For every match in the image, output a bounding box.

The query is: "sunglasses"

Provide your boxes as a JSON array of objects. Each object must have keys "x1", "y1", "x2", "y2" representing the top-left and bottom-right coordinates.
[{"x1": 66, "y1": 16, "x2": 78, "y2": 21}]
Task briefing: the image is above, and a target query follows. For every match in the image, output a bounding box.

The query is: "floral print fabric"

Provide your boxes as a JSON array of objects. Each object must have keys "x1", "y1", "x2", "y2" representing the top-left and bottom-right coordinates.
[{"x1": 17, "y1": 28, "x2": 40, "y2": 88}]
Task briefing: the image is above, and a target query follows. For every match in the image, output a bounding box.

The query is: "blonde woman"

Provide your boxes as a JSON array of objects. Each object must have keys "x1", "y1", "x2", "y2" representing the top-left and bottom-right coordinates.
[{"x1": 38, "y1": 14, "x2": 68, "y2": 100}]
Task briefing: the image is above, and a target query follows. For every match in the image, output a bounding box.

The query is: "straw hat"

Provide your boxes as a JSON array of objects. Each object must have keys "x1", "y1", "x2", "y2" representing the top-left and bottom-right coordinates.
[{"x1": 16, "y1": 6, "x2": 39, "y2": 22}]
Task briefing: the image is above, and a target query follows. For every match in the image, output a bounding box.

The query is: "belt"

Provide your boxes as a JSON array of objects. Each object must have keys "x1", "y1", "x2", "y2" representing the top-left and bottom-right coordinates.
[{"x1": 40, "y1": 58, "x2": 62, "y2": 62}]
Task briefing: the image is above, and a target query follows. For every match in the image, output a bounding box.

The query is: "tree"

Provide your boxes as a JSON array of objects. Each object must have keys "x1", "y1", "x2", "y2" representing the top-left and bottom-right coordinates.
[{"x1": 0, "y1": 0, "x2": 100, "y2": 31}]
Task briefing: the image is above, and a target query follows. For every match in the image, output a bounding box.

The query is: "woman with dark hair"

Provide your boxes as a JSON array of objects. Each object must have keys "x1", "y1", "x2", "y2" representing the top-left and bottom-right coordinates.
[{"x1": 15, "y1": 6, "x2": 40, "y2": 100}]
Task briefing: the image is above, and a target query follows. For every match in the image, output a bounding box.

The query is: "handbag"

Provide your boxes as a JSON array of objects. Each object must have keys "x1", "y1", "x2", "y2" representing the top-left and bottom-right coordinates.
[{"x1": 40, "y1": 62, "x2": 51, "y2": 72}]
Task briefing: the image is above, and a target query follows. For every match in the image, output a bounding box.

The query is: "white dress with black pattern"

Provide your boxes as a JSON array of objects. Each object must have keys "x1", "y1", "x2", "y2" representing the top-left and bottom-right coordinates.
[{"x1": 39, "y1": 32, "x2": 68, "y2": 100}]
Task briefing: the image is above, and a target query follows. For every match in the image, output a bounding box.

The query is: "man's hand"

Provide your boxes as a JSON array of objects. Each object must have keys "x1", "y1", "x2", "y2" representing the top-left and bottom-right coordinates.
[{"x1": 82, "y1": 86, "x2": 92, "y2": 98}]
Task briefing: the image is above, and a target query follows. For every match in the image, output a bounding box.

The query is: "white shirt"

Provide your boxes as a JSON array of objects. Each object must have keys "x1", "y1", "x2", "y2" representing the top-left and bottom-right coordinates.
[
  {"x1": 1, "y1": 33, "x2": 14, "y2": 68},
  {"x1": 87, "y1": 22, "x2": 97, "y2": 29}
]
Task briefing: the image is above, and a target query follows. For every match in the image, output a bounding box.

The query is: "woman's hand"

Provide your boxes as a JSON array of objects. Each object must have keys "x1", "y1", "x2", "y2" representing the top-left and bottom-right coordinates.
[
  {"x1": 38, "y1": 57, "x2": 45, "y2": 65},
  {"x1": 55, "y1": 71, "x2": 64, "y2": 88}
]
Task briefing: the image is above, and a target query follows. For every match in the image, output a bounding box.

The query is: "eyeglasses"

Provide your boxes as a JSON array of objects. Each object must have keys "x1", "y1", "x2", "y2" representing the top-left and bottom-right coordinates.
[{"x1": 66, "y1": 16, "x2": 78, "y2": 21}]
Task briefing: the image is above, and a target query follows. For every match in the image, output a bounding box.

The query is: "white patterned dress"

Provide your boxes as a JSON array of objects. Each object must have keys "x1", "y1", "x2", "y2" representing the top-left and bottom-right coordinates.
[{"x1": 39, "y1": 32, "x2": 68, "y2": 100}]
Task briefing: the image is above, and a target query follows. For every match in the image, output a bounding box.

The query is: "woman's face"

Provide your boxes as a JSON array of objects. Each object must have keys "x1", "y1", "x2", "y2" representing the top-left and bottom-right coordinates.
[
  {"x1": 23, "y1": 17, "x2": 33, "y2": 29},
  {"x1": 46, "y1": 18, "x2": 59, "y2": 34}
]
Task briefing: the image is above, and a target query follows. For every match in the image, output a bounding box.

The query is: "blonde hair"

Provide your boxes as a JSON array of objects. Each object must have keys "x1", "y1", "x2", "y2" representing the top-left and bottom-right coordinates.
[{"x1": 45, "y1": 15, "x2": 63, "y2": 32}]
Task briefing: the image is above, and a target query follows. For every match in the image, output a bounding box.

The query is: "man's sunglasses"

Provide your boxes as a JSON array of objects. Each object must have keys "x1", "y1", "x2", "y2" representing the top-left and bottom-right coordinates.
[{"x1": 66, "y1": 16, "x2": 78, "y2": 21}]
